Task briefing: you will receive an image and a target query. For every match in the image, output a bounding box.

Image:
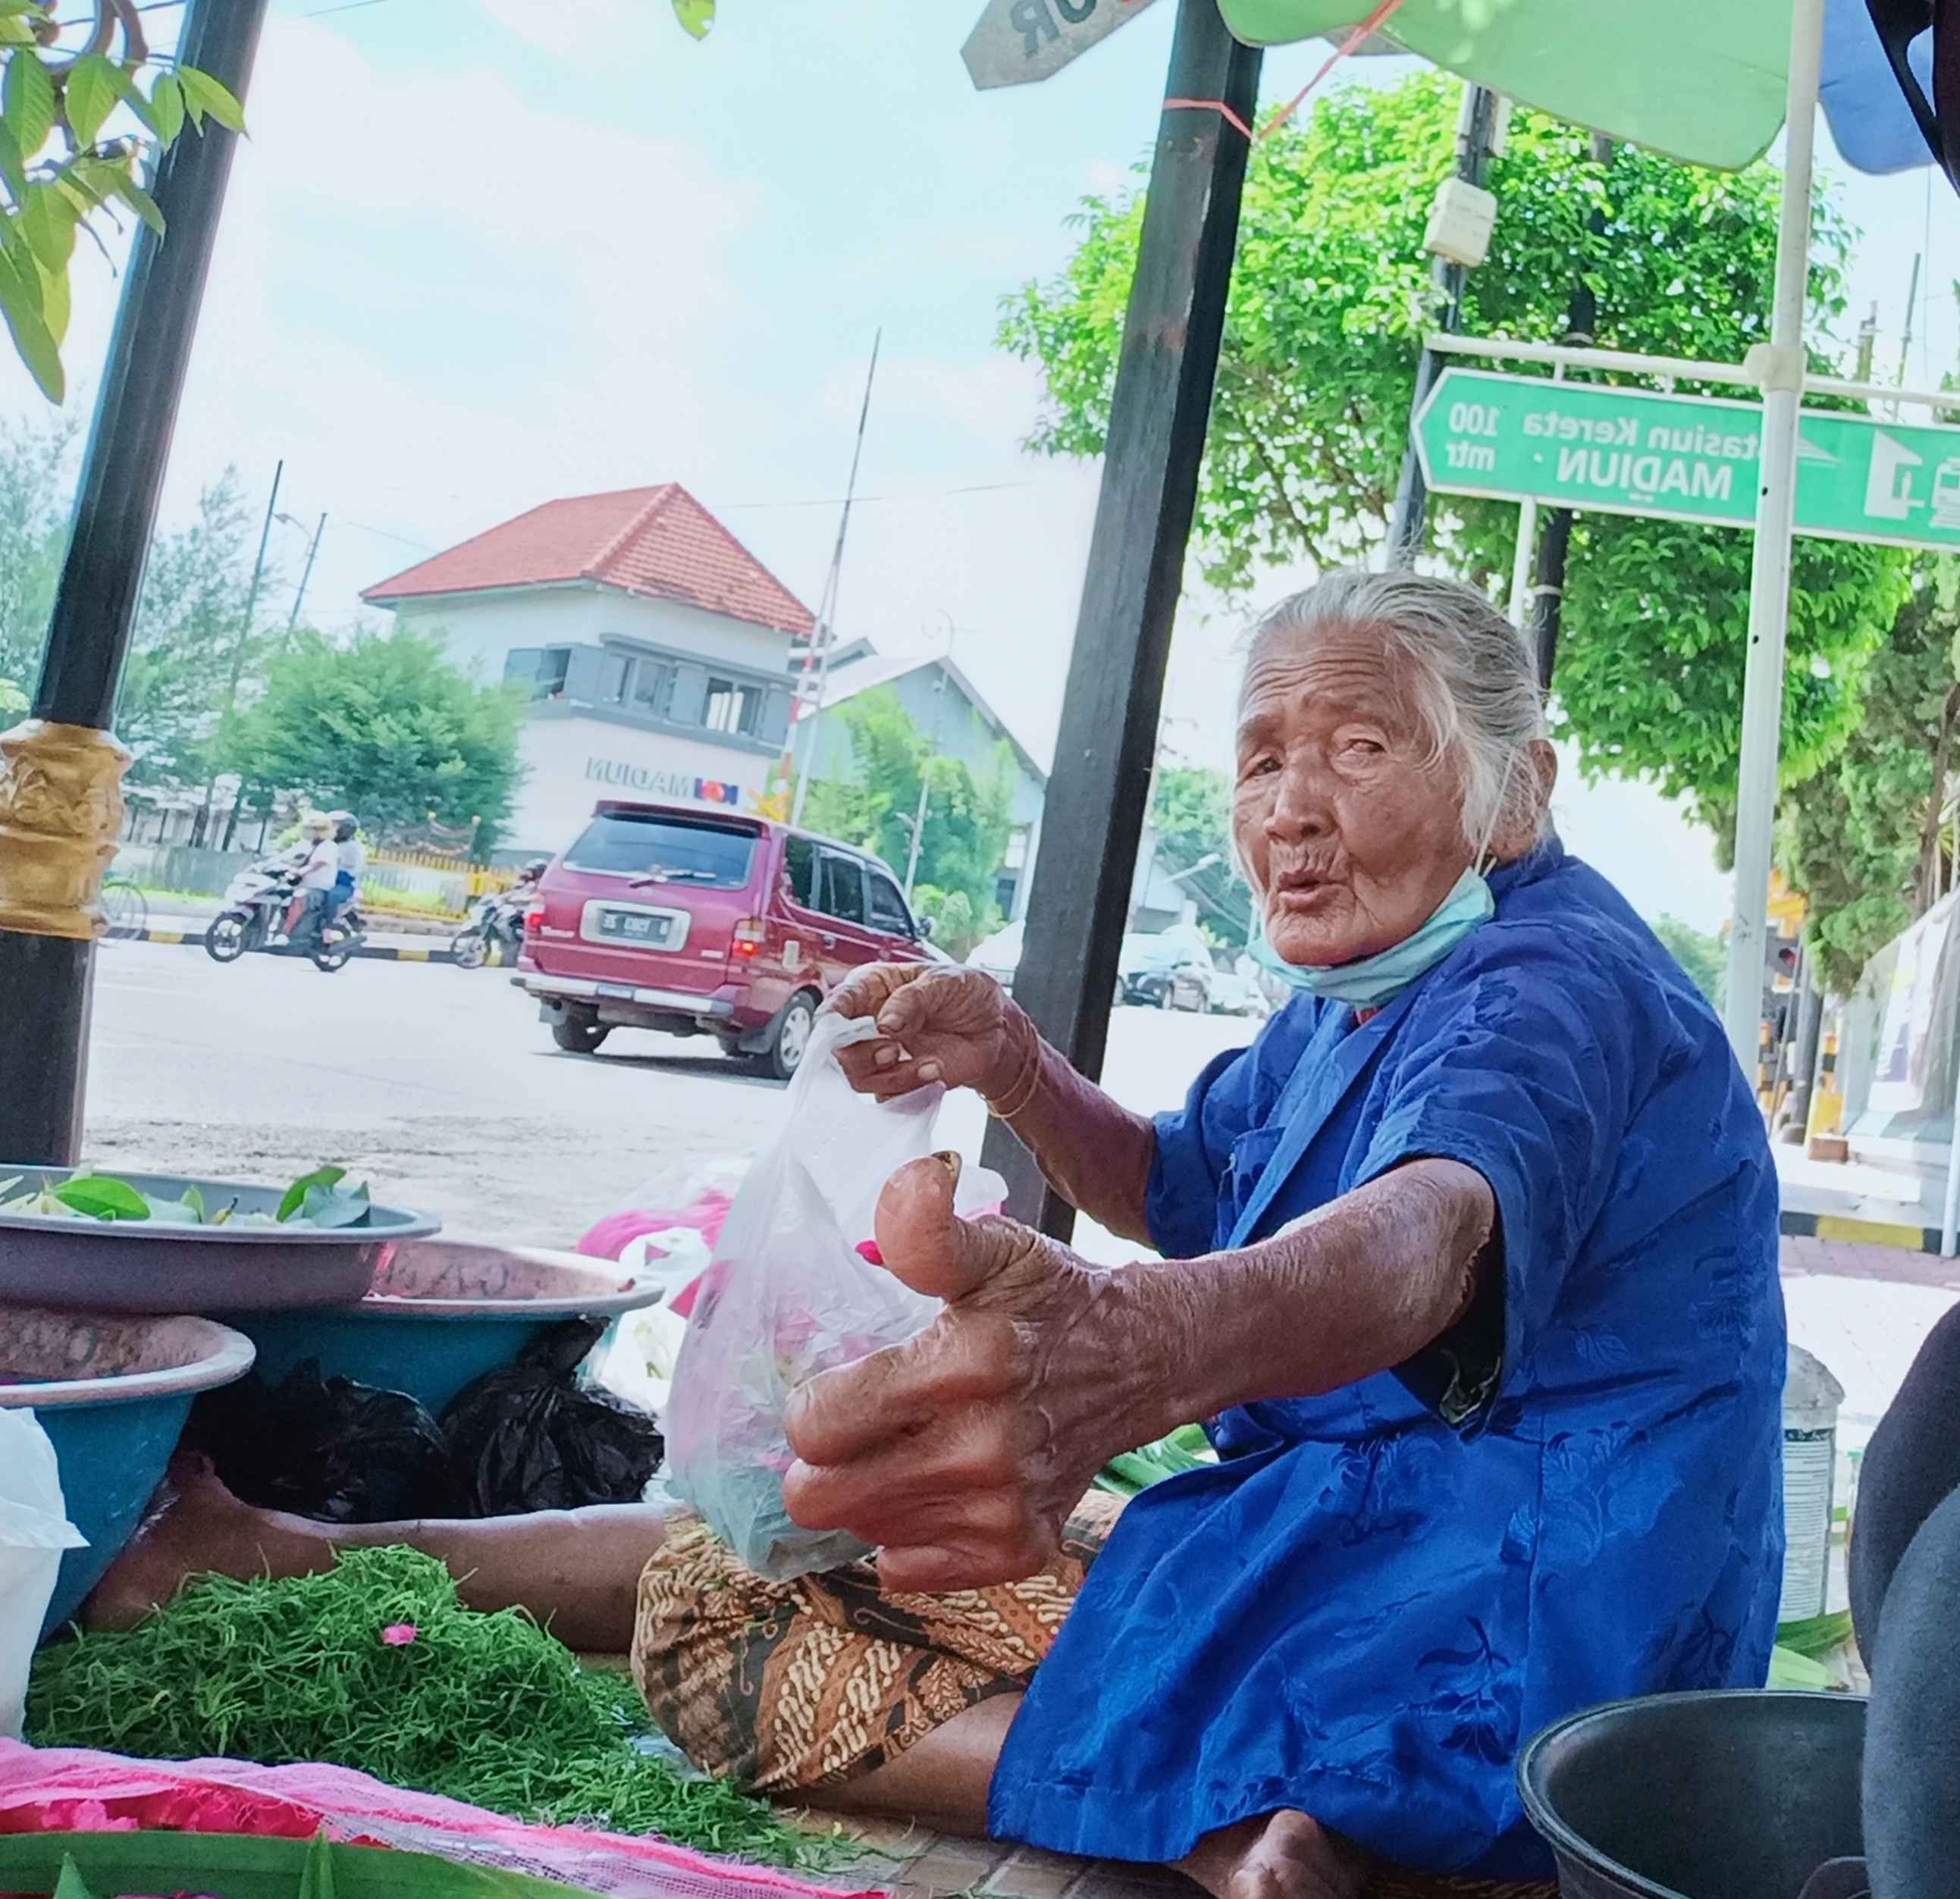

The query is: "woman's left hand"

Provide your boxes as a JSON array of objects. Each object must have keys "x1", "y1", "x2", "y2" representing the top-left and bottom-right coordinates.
[{"x1": 782, "y1": 1156, "x2": 1181, "y2": 1593}]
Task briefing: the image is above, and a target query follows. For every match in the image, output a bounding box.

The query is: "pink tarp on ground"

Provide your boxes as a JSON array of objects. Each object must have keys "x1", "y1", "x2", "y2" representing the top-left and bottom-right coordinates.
[{"x1": 0, "y1": 1744, "x2": 885, "y2": 1899}]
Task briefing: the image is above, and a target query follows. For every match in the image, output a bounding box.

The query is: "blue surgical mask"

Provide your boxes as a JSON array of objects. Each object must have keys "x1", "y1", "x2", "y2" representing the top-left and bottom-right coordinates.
[{"x1": 1248, "y1": 864, "x2": 1497, "y2": 1007}]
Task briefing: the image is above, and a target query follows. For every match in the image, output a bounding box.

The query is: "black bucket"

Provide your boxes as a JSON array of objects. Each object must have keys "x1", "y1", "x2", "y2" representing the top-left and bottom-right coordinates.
[{"x1": 1516, "y1": 1690, "x2": 1866, "y2": 1898}]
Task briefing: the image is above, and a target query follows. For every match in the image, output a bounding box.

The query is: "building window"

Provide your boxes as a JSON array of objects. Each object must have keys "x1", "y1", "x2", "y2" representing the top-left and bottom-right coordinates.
[
  {"x1": 1005, "y1": 826, "x2": 1030, "y2": 871},
  {"x1": 597, "y1": 652, "x2": 632, "y2": 704},
  {"x1": 534, "y1": 647, "x2": 571, "y2": 700},
  {"x1": 704, "y1": 676, "x2": 764, "y2": 737},
  {"x1": 631, "y1": 659, "x2": 676, "y2": 719}
]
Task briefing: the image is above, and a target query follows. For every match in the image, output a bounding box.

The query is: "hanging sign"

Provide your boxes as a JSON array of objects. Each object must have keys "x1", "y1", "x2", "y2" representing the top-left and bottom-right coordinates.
[
  {"x1": 1415, "y1": 366, "x2": 1960, "y2": 553},
  {"x1": 961, "y1": 0, "x2": 1162, "y2": 89}
]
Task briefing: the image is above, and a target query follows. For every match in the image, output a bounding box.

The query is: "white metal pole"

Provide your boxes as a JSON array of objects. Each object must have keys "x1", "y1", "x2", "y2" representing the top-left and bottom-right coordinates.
[
  {"x1": 1723, "y1": 0, "x2": 1824, "y2": 1075},
  {"x1": 1942, "y1": 1028, "x2": 1960, "y2": 1256},
  {"x1": 1507, "y1": 497, "x2": 1538, "y2": 628}
]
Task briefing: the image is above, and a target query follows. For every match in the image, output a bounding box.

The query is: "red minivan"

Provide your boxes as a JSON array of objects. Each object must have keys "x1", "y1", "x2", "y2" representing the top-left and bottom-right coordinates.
[{"x1": 515, "y1": 800, "x2": 936, "y2": 1078}]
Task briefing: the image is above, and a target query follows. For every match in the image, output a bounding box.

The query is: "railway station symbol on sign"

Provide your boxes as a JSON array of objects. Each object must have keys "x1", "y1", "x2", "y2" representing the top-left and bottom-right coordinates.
[{"x1": 1413, "y1": 366, "x2": 1960, "y2": 553}]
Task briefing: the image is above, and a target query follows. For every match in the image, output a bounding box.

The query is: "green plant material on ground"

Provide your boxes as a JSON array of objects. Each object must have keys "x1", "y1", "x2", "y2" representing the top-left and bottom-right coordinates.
[
  {"x1": 27, "y1": 1548, "x2": 836, "y2": 1870},
  {"x1": 1776, "y1": 1609, "x2": 1855, "y2": 1660}
]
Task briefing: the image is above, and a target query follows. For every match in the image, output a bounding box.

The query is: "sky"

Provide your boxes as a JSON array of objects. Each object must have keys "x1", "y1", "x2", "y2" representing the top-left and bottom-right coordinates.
[{"x1": 8, "y1": 0, "x2": 1960, "y2": 935}]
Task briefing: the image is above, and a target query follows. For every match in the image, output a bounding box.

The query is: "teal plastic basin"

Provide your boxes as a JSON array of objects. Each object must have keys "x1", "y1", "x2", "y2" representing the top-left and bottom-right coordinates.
[
  {"x1": 0, "y1": 1306, "x2": 255, "y2": 1634},
  {"x1": 215, "y1": 1241, "x2": 661, "y2": 1414}
]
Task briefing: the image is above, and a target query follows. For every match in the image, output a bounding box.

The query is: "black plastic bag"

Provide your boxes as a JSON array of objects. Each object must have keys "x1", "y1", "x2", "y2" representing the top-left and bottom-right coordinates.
[
  {"x1": 434, "y1": 1318, "x2": 663, "y2": 1516},
  {"x1": 188, "y1": 1359, "x2": 449, "y2": 1522}
]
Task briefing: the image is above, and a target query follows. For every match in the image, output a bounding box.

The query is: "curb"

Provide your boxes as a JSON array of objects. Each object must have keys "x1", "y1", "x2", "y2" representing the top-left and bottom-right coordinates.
[
  {"x1": 1780, "y1": 1207, "x2": 1943, "y2": 1254},
  {"x1": 120, "y1": 923, "x2": 469, "y2": 966}
]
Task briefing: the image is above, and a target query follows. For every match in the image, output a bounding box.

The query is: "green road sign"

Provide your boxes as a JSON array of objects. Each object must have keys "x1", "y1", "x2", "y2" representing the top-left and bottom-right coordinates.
[{"x1": 1414, "y1": 366, "x2": 1960, "y2": 553}]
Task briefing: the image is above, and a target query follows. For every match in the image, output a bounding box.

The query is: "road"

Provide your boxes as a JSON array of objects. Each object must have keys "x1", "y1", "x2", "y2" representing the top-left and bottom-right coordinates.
[{"x1": 78, "y1": 942, "x2": 1256, "y2": 1258}]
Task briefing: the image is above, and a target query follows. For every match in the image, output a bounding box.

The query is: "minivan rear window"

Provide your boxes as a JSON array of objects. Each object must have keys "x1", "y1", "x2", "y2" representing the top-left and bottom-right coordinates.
[{"x1": 566, "y1": 813, "x2": 759, "y2": 889}]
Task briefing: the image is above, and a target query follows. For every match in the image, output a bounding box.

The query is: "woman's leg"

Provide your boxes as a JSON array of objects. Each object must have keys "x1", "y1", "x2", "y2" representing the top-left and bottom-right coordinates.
[
  {"x1": 84, "y1": 1461, "x2": 667, "y2": 1652},
  {"x1": 805, "y1": 1699, "x2": 1363, "y2": 1899}
]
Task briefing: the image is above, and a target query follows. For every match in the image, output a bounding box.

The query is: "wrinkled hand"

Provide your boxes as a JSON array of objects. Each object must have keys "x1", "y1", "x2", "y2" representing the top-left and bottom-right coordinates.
[
  {"x1": 823, "y1": 963, "x2": 1032, "y2": 1104},
  {"x1": 782, "y1": 1155, "x2": 1177, "y2": 1593}
]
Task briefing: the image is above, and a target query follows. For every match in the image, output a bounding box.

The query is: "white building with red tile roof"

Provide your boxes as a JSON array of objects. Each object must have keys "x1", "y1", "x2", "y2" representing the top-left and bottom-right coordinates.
[{"x1": 364, "y1": 484, "x2": 814, "y2": 852}]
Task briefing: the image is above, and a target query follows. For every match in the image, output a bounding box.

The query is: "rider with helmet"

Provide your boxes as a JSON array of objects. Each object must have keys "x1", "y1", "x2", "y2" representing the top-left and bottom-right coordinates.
[{"x1": 329, "y1": 811, "x2": 364, "y2": 924}]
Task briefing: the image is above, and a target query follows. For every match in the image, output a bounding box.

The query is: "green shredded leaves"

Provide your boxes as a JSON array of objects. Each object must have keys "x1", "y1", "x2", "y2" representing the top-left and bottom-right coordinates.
[
  {"x1": 27, "y1": 1547, "x2": 839, "y2": 1869},
  {"x1": 1095, "y1": 1422, "x2": 1212, "y2": 1499}
]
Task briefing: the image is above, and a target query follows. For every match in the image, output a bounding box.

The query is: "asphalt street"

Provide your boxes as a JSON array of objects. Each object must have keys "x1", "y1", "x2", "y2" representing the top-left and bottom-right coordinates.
[{"x1": 78, "y1": 941, "x2": 1256, "y2": 1256}]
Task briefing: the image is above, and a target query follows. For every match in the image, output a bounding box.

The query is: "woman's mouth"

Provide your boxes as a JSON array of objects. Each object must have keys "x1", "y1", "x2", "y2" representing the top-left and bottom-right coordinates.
[{"x1": 1272, "y1": 873, "x2": 1341, "y2": 913}]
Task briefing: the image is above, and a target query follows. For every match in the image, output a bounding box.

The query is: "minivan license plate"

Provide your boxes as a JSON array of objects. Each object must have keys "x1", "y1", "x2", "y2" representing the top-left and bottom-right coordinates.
[
  {"x1": 597, "y1": 980, "x2": 637, "y2": 1000},
  {"x1": 598, "y1": 909, "x2": 670, "y2": 945}
]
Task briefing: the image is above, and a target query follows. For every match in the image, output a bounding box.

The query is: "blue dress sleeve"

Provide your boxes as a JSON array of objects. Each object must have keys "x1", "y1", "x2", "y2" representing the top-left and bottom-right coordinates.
[
  {"x1": 1355, "y1": 925, "x2": 1641, "y2": 1424},
  {"x1": 1146, "y1": 1042, "x2": 1267, "y2": 1259}
]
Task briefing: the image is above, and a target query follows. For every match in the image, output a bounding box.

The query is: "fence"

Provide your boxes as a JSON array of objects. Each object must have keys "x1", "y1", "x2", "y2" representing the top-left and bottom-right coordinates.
[{"x1": 110, "y1": 842, "x2": 515, "y2": 923}]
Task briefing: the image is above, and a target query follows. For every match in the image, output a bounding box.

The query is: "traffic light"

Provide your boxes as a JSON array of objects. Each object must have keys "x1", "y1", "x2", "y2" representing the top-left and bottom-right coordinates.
[{"x1": 1765, "y1": 933, "x2": 1799, "y2": 992}]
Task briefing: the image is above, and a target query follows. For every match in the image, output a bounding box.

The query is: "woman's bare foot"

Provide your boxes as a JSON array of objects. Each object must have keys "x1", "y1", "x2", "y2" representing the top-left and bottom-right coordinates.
[
  {"x1": 80, "y1": 1456, "x2": 333, "y2": 1632},
  {"x1": 1178, "y1": 1810, "x2": 1369, "y2": 1899}
]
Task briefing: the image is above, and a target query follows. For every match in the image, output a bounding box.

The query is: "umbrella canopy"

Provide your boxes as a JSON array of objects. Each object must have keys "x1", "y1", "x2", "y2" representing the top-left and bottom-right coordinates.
[{"x1": 1218, "y1": 0, "x2": 1930, "y2": 174}]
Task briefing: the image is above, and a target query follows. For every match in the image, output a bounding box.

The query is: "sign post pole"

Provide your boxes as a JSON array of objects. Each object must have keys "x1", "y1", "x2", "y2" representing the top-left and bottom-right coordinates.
[{"x1": 1723, "y1": 0, "x2": 1825, "y2": 1075}]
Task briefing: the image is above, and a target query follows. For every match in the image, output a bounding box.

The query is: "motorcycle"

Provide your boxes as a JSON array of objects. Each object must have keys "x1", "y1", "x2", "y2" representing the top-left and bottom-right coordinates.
[
  {"x1": 450, "y1": 887, "x2": 529, "y2": 970},
  {"x1": 204, "y1": 857, "x2": 367, "y2": 973}
]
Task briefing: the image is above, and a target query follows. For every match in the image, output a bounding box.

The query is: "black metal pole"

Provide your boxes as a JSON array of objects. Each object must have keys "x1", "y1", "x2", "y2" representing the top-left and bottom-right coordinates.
[
  {"x1": 980, "y1": 0, "x2": 1261, "y2": 1235},
  {"x1": 0, "y1": 0, "x2": 269, "y2": 1167},
  {"x1": 1528, "y1": 135, "x2": 1612, "y2": 688},
  {"x1": 1385, "y1": 84, "x2": 1497, "y2": 563}
]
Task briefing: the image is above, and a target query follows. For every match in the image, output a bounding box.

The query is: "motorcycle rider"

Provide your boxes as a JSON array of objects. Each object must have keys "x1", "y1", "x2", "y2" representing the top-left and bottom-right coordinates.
[
  {"x1": 287, "y1": 812, "x2": 340, "y2": 951},
  {"x1": 329, "y1": 811, "x2": 365, "y2": 929}
]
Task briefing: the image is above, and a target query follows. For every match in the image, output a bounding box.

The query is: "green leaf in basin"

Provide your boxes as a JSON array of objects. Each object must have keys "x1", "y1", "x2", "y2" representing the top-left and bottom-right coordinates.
[
  {"x1": 53, "y1": 1174, "x2": 151, "y2": 1221},
  {"x1": 144, "y1": 1193, "x2": 205, "y2": 1226},
  {"x1": 299, "y1": 1180, "x2": 372, "y2": 1230},
  {"x1": 672, "y1": 0, "x2": 714, "y2": 36},
  {"x1": 278, "y1": 1164, "x2": 346, "y2": 1222}
]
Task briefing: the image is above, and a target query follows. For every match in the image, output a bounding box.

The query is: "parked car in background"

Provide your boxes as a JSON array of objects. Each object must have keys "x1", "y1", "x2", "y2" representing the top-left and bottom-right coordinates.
[
  {"x1": 515, "y1": 800, "x2": 933, "y2": 1079},
  {"x1": 1117, "y1": 929, "x2": 1213, "y2": 1011},
  {"x1": 967, "y1": 919, "x2": 1024, "y2": 994},
  {"x1": 1207, "y1": 968, "x2": 1269, "y2": 1018}
]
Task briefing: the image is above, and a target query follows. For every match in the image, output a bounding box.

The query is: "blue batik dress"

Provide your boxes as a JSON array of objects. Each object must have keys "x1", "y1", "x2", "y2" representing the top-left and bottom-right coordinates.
[{"x1": 987, "y1": 839, "x2": 1785, "y2": 1880}]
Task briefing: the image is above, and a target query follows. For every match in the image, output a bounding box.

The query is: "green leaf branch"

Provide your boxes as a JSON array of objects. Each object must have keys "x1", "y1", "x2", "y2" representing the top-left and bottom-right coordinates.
[{"x1": 0, "y1": 1, "x2": 245, "y2": 402}]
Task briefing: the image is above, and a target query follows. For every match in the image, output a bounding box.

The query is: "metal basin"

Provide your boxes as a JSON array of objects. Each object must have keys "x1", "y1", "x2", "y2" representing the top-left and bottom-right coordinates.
[
  {"x1": 0, "y1": 1167, "x2": 440, "y2": 1313},
  {"x1": 0, "y1": 1305, "x2": 256, "y2": 1632},
  {"x1": 215, "y1": 1242, "x2": 661, "y2": 1413},
  {"x1": 1518, "y1": 1689, "x2": 1866, "y2": 1899}
]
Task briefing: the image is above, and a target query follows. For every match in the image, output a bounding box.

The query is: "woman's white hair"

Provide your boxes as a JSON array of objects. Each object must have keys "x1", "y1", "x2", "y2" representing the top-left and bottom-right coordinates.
[{"x1": 1242, "y1": 568, "x2": 1549, "y2": 851}]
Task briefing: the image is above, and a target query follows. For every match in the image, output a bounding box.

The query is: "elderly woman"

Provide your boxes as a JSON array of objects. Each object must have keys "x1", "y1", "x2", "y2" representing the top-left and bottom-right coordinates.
[{"x1": 93, "y1": 572, "x2": 1783, "y2": 1899}]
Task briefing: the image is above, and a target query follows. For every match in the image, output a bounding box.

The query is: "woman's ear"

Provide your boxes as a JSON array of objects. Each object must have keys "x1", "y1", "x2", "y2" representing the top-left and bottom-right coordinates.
[{"x1": 1491, "y1": 741, "x2": 1558, "y2": 862}]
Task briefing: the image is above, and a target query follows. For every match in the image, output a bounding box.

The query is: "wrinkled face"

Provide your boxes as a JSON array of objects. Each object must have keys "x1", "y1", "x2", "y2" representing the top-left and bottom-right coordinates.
[{"x1": 1234, "y1": 622, "x2": 1473, "y2": 969}]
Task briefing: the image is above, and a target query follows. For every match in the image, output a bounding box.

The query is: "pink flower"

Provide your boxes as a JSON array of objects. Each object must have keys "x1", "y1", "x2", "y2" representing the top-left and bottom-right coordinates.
[{"x1": 380, "y1": 1622, "x2": 418, "y2": 1646}]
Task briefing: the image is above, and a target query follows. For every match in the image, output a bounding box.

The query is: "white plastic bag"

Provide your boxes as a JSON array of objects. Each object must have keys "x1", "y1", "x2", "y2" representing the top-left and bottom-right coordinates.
[
  {"x1": 0, "y1": 1411, "x2": 84, "y2": 1736},
  {"x1": 665, "y1": 1012, "x2": 1004, "y2": 1579}
]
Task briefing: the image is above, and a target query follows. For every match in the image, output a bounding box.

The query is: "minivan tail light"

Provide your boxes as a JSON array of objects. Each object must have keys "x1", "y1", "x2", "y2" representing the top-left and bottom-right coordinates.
[
  {"x1": 524, "y1": 904, "x2": 544, "y2": 932},
  {"x1": 732, "y1": 917, "x2": 766, "y2": 958}
]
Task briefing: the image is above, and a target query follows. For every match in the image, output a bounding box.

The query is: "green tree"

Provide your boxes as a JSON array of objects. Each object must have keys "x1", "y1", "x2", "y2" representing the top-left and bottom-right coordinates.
[
  {"x1": 1651, "y1": 913, "x2": 1726, "y2": 1009},
  {"x1": 114, "y1": 468, "x2": 259, "y2": 788},
  {"x1": 0, "y1": 6, "x2": 244, "y2": 402},
  {"x1": 229, "y1": 625, "x2": 525, "y2": 853},
  {"x1": 0, "y1": 674, "x2": 24, "y2": 714},
  {"x1": 1779, "y1": 567, "x2": 1960, "y2": 993},
  {"x1": 801, "y1": 686, "x2": 1018, "y2": 945},
  {"x1": 0, "y1": 411, "x2": 74, "y2": 686},
  {"x1": 999, "y1": 71, "x2": 1911, "y2": 830},
  {"x1": 1150, "y1": 764, "x2": 1252, "y2": 946}
]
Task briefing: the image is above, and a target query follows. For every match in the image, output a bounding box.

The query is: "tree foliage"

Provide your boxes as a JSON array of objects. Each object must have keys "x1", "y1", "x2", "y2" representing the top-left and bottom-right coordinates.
[
  {"x1": 0, "y1": 409, "x2": 73, "y2": 687},
  {"x1": 800, "y1": 686, "x2": 1018, "y2": 954},
  {"x1": 1779, "y1": 567, "x2": 1960, "y2": 993},
  {"x1": 115, "y1": 468, "x2": 262, "y2": 788},
  {"x1": 1651, "y1": 913, "x2": 1726, "y2": 1009},
  {"x1": 228, "y1": 625, "x2": 525, "y2": 854},
  {"x1": 0, "y1": 4, "x2": 245, "y2": 402},
  {"x1": 999, "y1": 71, "x2": 1911, "y2": 829},
  {"x1": 1150, "y1": 763, "x2": 1252, "y2": 946}
]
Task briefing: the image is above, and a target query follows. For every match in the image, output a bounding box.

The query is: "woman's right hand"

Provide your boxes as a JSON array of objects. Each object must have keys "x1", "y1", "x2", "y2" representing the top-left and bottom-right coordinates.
[{"x1": 824, "y1": 964, "x2": 1033, "y2": 1103}]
